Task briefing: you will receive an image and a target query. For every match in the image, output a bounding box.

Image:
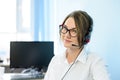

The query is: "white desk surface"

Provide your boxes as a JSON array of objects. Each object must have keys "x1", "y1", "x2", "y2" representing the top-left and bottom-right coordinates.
[{"x1": 2, "y1": 73, "x2": 44, "y2": 80}]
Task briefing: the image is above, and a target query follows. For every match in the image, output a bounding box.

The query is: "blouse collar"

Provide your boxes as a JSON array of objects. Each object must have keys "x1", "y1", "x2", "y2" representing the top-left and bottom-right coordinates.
[
  {"x1": 63, "y1": 46, "x2": 88, "y2": 64},
  {"x1": 76, "y1": 47, "x2": 88, "y2": 64}
]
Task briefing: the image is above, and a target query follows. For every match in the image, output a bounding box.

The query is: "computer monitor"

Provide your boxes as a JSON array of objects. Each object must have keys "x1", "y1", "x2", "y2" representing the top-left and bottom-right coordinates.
[{"x1": 10, "y1": 41, "x2": 54, "y2": 71}]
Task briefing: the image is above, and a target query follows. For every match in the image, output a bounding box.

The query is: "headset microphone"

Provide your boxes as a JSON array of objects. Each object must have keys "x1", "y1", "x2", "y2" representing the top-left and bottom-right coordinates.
[{"x1": 72, "y1": 44, "x2": 79, "y2": 47}]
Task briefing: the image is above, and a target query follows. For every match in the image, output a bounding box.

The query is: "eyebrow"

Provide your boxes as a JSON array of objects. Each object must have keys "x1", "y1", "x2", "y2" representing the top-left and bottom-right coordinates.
[{"x1": 63, "y1": 25, "x2": 77, "y2": 30}]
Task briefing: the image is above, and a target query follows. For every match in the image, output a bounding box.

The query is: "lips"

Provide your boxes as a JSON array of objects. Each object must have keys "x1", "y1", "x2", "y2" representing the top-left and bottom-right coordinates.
[{"x1": 64, "y1": 39, "x2": 72, "y2": 43}]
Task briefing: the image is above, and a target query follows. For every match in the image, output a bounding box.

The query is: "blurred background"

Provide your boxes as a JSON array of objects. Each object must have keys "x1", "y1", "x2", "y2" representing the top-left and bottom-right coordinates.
[{"x1": 0, "y1": 0, "x2": 120, "y2": 80}]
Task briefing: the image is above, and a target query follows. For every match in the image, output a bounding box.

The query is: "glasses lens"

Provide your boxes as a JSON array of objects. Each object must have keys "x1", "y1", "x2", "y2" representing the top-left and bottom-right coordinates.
[
  {"x1": 70, "y1": 29, "x2": 77, "y2": 37},
  {"x1": 59, "y1": 25, "x2": 67, "y2": 34},
  {"x1": 59, "y1": 25, "x2": 77, "y2": 37},
  {"x1": 61, "y1": 27, "x2": 67, "y2": 34}
]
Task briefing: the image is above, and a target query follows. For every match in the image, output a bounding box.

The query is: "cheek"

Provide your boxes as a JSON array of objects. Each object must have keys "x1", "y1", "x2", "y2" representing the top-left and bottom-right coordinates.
[
  {"x1": 73, "y1": 38, "x2": 79, "y2": 44},
  {"x1": 60, "y1": 34, "x2": 64, "y2": 41}
]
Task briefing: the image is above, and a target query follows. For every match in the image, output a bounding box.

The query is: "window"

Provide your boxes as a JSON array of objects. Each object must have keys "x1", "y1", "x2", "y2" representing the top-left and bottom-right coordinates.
[{"x1": 0, "y1": 0, "x2": 33, "y2": 64}]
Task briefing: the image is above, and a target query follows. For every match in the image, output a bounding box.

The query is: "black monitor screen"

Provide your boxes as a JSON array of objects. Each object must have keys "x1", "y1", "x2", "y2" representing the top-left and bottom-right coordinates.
[{"x1": 10, "y1": 41, "x2": 54, "y2": 70}]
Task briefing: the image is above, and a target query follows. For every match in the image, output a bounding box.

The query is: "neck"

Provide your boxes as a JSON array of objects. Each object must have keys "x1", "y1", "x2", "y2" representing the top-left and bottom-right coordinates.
[{"x1": 66, "y1": 46, "x2": 83, "y2": 64}]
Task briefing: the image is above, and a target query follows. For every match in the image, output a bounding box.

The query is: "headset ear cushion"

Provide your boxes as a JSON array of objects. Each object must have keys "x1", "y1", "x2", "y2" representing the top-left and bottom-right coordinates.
[
  {"x1": 84, "y1": 26, "x2": 92, "y2": 45},
  {"x1": 85, "y1": 38, "x2": 90, "y2": 44},
  {"x1": 84, "y1": 33, "x2": 91, "y2": 44}
]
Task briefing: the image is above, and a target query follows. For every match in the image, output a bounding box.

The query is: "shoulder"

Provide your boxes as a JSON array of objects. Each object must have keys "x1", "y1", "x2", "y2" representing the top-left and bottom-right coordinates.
[
  {"x1": 87, "y1": 52, "x2": 107, "y2": 69},
  {"x1": 86, "y1": 52, "x2": 110, "y2": 80},
  {"x1": 86, "y1": 52, "x2": 106, "y2": 65},
  {"x1": 87, "y1": 52, "x2": 101, "y2": 61}
]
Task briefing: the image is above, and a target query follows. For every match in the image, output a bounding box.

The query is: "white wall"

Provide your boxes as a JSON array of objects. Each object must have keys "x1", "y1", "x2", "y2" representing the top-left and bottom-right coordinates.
[{"x1": 49, "y1": 0, "x2": 120, "y2": 80}]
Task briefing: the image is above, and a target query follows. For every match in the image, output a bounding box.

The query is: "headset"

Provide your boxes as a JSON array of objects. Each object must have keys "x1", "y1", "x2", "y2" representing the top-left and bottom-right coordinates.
[
  {"x1": 83, "y1": 25, "x2": 93, "y2": 45},
  {"x1": 81, "y1": 11, "x2": 93, "y2": 45}
]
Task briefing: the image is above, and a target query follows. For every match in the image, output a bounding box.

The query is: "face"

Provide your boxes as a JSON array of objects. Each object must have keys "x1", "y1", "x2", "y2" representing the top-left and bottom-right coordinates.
[{"x1": 61, "y1": 17, "x2": 79, "y2": 48}]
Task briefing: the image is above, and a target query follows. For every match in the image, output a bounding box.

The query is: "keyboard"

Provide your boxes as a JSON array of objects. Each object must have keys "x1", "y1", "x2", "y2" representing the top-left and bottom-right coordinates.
[{"x1": 10, "y1": 73, "x2": 44, "y2": 80}]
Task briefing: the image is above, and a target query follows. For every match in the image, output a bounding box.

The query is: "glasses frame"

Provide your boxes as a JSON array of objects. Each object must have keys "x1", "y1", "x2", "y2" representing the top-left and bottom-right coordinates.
[{"x1": 59, "y1": 25, "x2": 78, "y2": 37}]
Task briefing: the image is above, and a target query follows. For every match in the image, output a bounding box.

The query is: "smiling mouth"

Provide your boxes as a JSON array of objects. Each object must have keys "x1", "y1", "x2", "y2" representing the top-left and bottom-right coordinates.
[{"x1": 64, "y1": 39, "x2": 72, "y2": 43}]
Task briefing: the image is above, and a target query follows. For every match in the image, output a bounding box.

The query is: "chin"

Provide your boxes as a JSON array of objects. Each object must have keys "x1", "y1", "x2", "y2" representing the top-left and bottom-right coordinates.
[{"x1": 64, "y1": 44, "x2": 71, "y2": 48}]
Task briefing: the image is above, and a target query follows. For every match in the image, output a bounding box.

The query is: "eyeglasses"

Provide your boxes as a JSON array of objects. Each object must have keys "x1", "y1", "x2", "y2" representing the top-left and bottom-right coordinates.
[{"x1": 59, "y1": 25, "x2": 78, "y2": 37}]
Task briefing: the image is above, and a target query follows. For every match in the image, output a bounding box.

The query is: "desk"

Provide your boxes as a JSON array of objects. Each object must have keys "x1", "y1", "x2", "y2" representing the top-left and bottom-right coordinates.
[
  {"x1": 1, "y1": 64, "x2": 45, "y2": 80},
  {"x1": 2, "y1": 73, "x2": 44, "y2": 80}
]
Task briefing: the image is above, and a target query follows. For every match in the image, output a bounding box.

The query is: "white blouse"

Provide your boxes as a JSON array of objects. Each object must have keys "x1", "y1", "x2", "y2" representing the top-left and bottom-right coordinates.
[{"x1": 44, "y1": 48, "x2": 110, "y2": 80}]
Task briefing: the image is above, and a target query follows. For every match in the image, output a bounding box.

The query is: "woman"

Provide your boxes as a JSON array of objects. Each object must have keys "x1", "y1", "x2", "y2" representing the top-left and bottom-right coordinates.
[{"x1": 44, "y1": 10, "x2": 110, "y2": 80}]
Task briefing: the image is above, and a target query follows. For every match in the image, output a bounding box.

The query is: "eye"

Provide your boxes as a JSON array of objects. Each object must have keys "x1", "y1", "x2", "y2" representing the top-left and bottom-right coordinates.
[
  {"x1": 61, "y1": 27, "x2": 68, "y2": 34},
  {"x1": 71, "y1": 29, "x2": 77, "y2": 33},
  {"x1": 59, "y1": 25, "x2": 68, "y2": 34}
]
